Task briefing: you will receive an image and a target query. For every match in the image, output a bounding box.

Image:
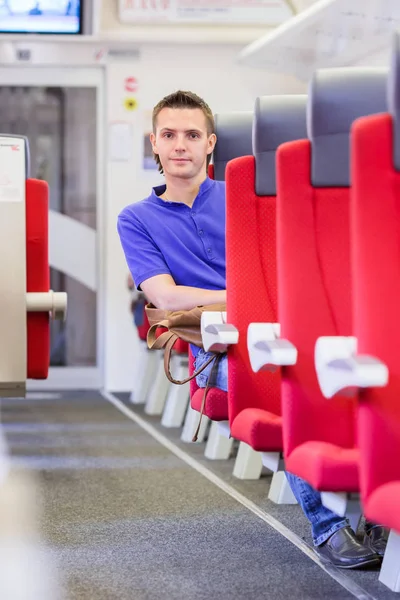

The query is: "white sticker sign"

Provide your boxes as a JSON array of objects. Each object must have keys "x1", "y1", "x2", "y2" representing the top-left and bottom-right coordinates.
[
  {"x1": 119, "y1": 0, "x2": 292, "y2": 25},
  {"x1": 0, "y1": 137, "x2": 26, "y2": 203}
]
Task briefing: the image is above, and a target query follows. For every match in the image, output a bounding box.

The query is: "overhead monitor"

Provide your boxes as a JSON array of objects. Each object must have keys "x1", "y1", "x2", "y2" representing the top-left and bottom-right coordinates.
[{"x1": 0, "y1": 1, "x2": 82, "y2": 35}]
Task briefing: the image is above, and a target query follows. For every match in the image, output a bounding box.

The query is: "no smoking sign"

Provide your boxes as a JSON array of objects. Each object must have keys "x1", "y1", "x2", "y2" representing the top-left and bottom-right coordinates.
[{"x1": 124, "y1": 77, "x2": 138, "y2": 93}]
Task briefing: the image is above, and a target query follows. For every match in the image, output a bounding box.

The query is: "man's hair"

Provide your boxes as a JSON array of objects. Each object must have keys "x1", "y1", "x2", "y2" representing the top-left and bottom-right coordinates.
[{"x1": 152, "y1": 90, "x2": 215, "y2": 174}]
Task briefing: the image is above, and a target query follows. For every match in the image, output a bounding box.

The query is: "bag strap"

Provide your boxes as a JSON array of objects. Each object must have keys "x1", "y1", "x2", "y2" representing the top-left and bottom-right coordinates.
[
  {"x1": 163, "y1": 336, "x2": 217, "y2": 385},
  {"x1": 192, "y1": 353, "x2": 224, "y2": 442},
  {"x1": 147, "y1": 322, "x2": 171, "y2": 349}
]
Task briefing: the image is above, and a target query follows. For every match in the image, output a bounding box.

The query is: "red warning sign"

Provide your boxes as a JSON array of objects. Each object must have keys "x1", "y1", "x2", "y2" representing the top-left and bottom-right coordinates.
[{"x1": 124, "y1": 77, "x2": 138, "y2": 93}]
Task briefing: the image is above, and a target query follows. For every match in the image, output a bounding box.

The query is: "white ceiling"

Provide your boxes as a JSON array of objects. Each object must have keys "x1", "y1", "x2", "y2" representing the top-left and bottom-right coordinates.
[{"x1": 239, "y1": 0, "x2": 400, "y2": 79}]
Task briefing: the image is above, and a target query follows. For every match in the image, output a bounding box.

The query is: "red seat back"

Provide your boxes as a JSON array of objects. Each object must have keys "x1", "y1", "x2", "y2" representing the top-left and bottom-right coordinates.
[
  {"x1": 189, "y1": 113, "x2": 252, "y2": 417},
  {"x1": 351, "y1": 48, "x2": 400, "y2": 511},
  {"x1": 278, "y1": 141, "x2": 355, "y2": 456},
  {"x1": 26, "y1": 178, "x2": 50, "y2": 379},
  {"x1": 226, "y1": 96, "x2": 307, "y2": 425},
  {"x1": 212, "y1": 112, "x2": 253, "y2": 411},
  {"x1": 226, "y1": 155, "x2": 280, "y2": 421},
  {"x1": 352, "y1": 112, "x2": 400, "y2": 506},
  {"x1": 277, "y1": 68, "x2": 387, "y2": 461}
]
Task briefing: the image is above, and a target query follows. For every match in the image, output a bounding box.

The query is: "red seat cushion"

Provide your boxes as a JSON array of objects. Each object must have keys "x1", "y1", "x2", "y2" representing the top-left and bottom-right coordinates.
[
  {"x1": 188, "y1": 347, "x2": 228, "y2": 421},
  {"x1": 365, "y1": 481, "x2": 400, "y2": 533},
  {"x1": 26, "y1": 179, "x2": 50, "y2": 379},
  {"x1": 231, "y1": 408, "x2": 282, "y2": 452},
  {"x1": 191, "y1": 387, "x2": 228, "y2": 421},
  {"x1": 286, "y1": 442, "x2": 359, "y2": 492}
]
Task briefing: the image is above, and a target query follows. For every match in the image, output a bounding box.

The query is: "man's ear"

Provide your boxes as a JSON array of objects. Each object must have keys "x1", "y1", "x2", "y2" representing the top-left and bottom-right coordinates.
[
  {"x1": 150, "y1": 132, "x2": 158, "y2": 154},
  {"x1": 207, "y1": 133, "x2": 217, "y2": 155}
]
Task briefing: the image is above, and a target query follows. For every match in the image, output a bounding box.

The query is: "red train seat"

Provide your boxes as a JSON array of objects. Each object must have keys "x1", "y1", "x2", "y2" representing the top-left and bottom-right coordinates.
[
  {"x1": 226, "y1": 95, "x2": 307, "y2": 452},
  {"x1": 190, "y1": 112, "x2": 253, "y2": 422},
  {"x1": 351, "y1": 36, "x2": 400, "y2": 534},
  {"x1": 26, "y1": 178, "x2": 51, "y2": 378},
  {"x1": 276, "y1": 67, "x2": 387, "y2": 492}
]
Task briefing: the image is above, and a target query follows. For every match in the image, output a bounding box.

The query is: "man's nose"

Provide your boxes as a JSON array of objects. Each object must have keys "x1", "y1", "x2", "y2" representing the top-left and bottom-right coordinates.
[{"x1": 173, "y1": 135, "x2": 187, "y2": 152}]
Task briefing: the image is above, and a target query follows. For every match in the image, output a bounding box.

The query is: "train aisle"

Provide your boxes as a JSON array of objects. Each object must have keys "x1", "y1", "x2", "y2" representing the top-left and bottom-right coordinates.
[{"x1": 0, "y1": 391, "x2": 394, "y2": 600}]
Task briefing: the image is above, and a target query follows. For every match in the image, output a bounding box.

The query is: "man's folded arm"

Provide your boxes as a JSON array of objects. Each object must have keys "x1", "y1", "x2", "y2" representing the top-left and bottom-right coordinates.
[
  {"x1": 117, "y1": 213, "x2": 226, "y2": 311},
  {"x1": 141, "y1": 274, "x2": 226, "y2": 311}
]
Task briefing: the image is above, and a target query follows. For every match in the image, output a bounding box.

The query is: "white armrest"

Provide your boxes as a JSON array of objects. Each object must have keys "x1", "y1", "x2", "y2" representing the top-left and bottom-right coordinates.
[
  {"x1": 26, "y1": 291, "x2": 68, "y2": 321},
  {"x1": 315, "y1": 336, "x2": 389, "y2": 399},
  {"x1": 201, "y1": 311, "x2": 239, "y2": 353},
  {"x1": 247, "y1": 323, "x2": 297, "y2": 373}
]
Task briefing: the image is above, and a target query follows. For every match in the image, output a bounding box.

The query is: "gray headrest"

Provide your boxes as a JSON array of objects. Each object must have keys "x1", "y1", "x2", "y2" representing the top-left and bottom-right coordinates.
[
  {"x1": 213, "y1": 112, "x2": 253, "y2": 181},
  {"x1": 388, "y1": 31, "x2": 400, "y2": 171},
  {"x1": 254, "y1": 95, "x2": 307, "y2": 195},
  {"x1": 308, "y1": 67, "x2": 388, "y2": 187}
]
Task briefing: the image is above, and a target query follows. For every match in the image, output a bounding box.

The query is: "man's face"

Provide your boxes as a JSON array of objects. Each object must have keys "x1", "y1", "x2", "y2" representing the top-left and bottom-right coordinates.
[{"x1": 150, "y1": 107, "x2": 216, "y2": 179}]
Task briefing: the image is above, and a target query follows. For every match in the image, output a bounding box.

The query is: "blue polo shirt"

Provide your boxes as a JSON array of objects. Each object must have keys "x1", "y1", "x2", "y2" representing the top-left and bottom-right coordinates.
[{"x1": 117, "y1": 177, "x2": 226, "y2": 355}]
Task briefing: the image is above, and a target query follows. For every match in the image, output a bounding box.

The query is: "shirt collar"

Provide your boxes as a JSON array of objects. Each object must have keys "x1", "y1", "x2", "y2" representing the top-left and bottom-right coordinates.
[{"x1": 150, "y1": 176, "x2": 215, "y2": 207}]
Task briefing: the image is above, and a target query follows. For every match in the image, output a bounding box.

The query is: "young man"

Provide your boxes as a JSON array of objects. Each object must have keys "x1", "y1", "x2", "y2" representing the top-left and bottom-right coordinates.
[{"x1": 117, "y1": 90, "x2": 387, "y2": 569}]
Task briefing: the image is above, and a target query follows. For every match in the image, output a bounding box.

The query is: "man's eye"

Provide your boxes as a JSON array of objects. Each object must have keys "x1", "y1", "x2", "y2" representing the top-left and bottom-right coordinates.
[
  {"x1": 190, "y1": 133, "x2": 199, "y2": 139},
  {"x1": 163, "y1": 133, "x2": 173, "y2": 138}
]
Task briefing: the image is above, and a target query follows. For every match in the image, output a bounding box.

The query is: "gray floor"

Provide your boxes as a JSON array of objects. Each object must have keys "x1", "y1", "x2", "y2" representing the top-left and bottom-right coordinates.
[{"x1": 0, "y1": 391, "x2": 396, "y2": 600}]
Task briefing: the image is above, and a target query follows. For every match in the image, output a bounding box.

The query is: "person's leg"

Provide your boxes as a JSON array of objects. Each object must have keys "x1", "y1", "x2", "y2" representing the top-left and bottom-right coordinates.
[
  {"x1": 194, "y1": 351, "x2": 381, "y2": 567},
  {"x1": 285, "y1": 472, "x2": 348, "y2": 546},
  {"x1": 194, "y1": 349, "x2": 228, "y2": 392},
  {"x1": 286, "y1": 472, "x2": 381, "y2": 568}
]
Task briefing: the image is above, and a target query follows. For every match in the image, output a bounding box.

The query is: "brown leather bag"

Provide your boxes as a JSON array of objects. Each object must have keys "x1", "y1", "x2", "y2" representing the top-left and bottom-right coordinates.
[
  {"x1": 145, "y1": 302, "x2": 227, "y2": 442},
  {"x1": 145, "y1": 302, "x2": 226, "y2": 384}
]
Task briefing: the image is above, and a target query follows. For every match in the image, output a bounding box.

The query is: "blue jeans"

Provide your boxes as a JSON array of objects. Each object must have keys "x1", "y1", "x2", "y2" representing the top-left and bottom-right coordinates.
[
  {"x1": 194, "y1": 349, "x2": 349, "y2": 546},
  {"x1": 194, "y1": 348, "x2": 229, "y2": 391},
  {"x1": 133, "y1": 297, "x2": 145, "y2": 327}
]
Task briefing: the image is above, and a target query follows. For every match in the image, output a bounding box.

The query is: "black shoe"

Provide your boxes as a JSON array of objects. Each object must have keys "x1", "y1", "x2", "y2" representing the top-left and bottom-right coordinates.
[
  {"x1": 364, "y1": 525, "x2": 389, "y2": 557},
  {"x1": 316, "y1": 526, "x2": 381, "y2": 569}
]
